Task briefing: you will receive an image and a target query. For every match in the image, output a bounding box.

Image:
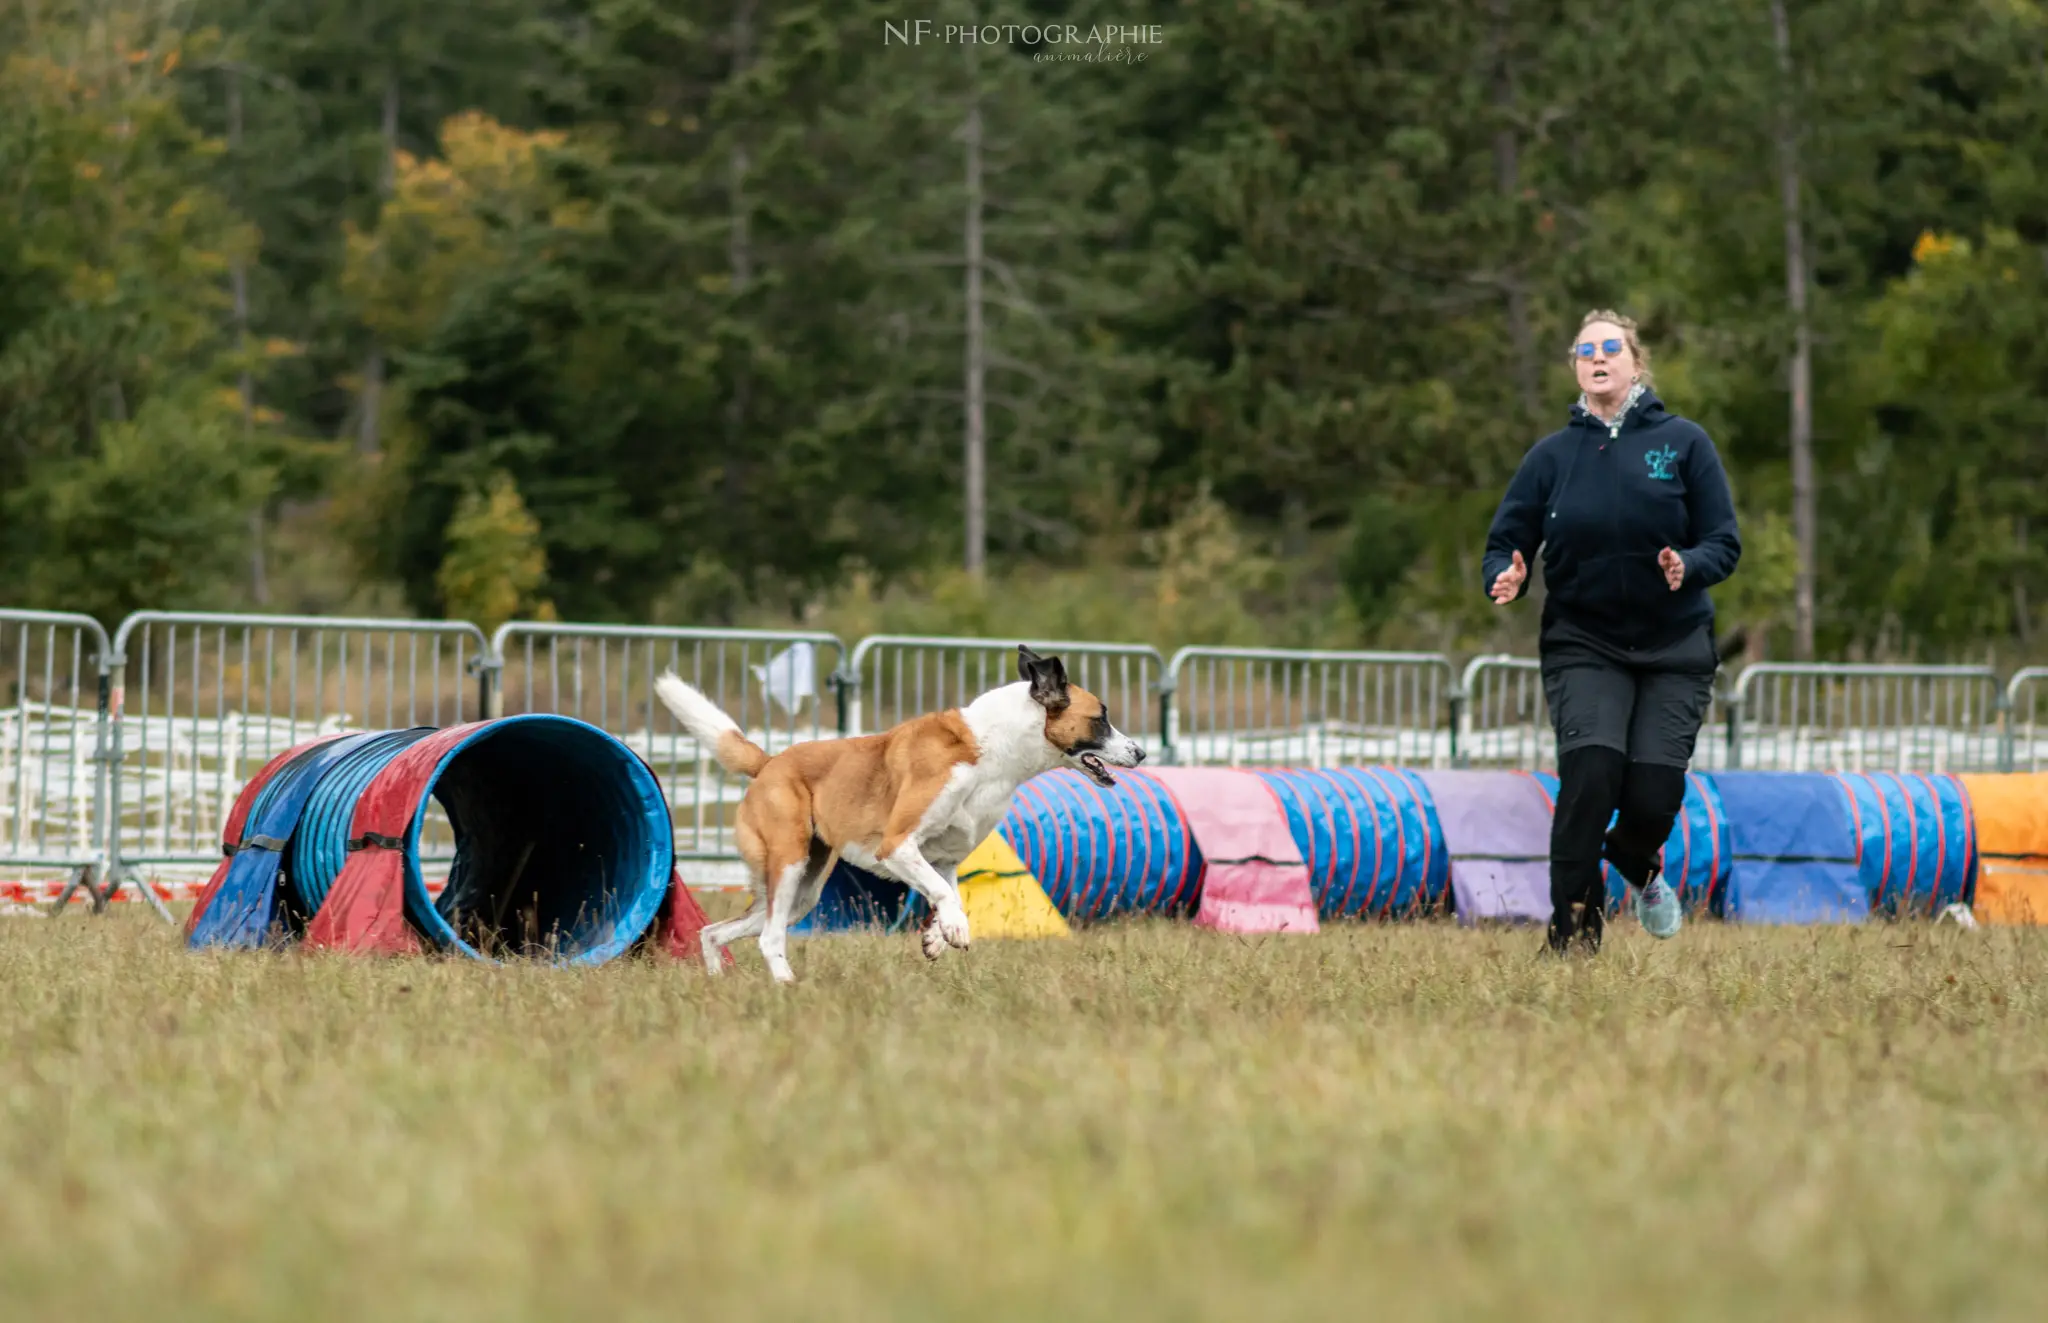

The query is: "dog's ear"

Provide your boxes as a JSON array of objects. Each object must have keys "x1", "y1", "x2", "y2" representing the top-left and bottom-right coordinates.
[{"x1": 1018, "y1": 645, "x2": 1070, "y2": 711}]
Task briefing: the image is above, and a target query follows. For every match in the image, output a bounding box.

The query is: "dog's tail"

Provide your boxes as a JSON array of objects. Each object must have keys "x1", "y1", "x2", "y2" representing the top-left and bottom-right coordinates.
[{"x1": 654, "y1": 670, "x2": 770, "y2": 778}]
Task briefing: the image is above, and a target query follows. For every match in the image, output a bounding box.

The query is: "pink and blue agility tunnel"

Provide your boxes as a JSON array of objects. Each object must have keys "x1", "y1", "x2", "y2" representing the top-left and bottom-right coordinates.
[
  {"x1": 1249, "y1": 768, "x2": 1448, "y2": 917},
  {"x1": 800, "y1": 765, "x2": 1449, "y2": 930},
  {"x1": 189, "y1": 715, "x2": 674, "y2": 964},
  {"x1": 793, "y1": 763, "x2": 1992, "y2": 933}
]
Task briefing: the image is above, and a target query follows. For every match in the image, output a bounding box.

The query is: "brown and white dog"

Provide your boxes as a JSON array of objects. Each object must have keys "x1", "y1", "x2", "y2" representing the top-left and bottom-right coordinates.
[{"x1": 654, "y1": 645, "x2": 1146, "y2": 981}]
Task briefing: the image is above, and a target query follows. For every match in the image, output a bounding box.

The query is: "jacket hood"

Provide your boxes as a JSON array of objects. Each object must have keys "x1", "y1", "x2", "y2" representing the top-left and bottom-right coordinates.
[{"x1": 1568, "y1": 383, "x2": 1668, "y2": 432}]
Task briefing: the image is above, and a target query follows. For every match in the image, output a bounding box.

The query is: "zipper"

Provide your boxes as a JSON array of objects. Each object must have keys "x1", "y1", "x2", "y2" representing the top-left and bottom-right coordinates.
[{"x1": 1549, "y1": 434, "x2": 1588, "y2": 522}]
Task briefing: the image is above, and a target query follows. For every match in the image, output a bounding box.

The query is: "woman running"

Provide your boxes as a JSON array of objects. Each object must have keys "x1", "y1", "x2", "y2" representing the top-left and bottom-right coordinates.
[{"x1": 1482, "y1": 309, "x2": 1742, "y2": 954}]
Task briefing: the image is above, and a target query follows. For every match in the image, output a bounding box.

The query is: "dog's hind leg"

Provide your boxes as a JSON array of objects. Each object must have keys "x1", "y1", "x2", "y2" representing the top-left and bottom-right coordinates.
[
  {"x1": 785, "y1": 841, "x2": 838, "y2": 929},
  {"x1": 751, "y1": 795, "x2": 828, "y2": 984},
  {"x1": 700, "y1": 817, "x2": 772, "y2": 975},
  {"x1": 698, "y1": 897, "x2": 766, "y2": 976},
  {"x1": 756, "y1": 850, "x2": 817, "y2": 985}
]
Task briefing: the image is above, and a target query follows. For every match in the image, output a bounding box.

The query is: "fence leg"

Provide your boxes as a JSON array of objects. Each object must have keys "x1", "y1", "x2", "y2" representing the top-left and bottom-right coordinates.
[
  {"x1": 99, "y1": 864, "x2": 175, "y2": 924},
  {"x1": 98, "y1": 872, "x2": 177, "y2": 921},
  {"x1": 1448, "y1": 688, "x2": 1466, "y2": 769},
  {"x1": 832, "y1": 669, "x2": 858, "y2": 737},
  {"x1": 47, "y1": 862, "x2": 108, "y2": 915},
  {"x1": 473, "y1": 653, "x2": 503, "y2": 720}
]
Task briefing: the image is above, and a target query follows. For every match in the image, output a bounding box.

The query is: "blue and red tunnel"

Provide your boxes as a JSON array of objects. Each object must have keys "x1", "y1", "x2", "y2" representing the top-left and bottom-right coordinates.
[{"x1": 187, "y1": 715, "x2": 712, "y2": 963}]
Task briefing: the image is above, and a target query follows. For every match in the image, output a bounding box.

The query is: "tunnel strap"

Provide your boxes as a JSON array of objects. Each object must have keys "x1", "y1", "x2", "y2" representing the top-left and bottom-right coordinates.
[{"x1": 347, "y1": 831, "x2": 407, "y2": 852}]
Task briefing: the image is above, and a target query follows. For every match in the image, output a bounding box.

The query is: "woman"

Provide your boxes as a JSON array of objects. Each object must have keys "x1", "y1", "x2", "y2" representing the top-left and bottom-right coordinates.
[{"x1": 1482, "y1": 310, "x2": 1741, "y2": 954}]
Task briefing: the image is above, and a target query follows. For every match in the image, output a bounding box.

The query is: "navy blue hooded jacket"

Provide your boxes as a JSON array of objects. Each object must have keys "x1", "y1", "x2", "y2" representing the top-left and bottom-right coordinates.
[{"x1": 1482, "y1": 388, "x2": 1741, "y2": 649}]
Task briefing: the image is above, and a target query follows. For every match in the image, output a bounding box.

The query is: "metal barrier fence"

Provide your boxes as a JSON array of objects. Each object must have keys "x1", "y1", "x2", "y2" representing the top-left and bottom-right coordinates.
[
  {"x1": 1456, "y1": 656, "x2": 1548, "y2": 771},
  {"x1": 1, "y1": 610, "x2": 114, "y2": 909},
  {"x1": 2002, "y1": 667, "x2": 2048, "y2": 773},
  {"x1": 489, "y1": 622, "x2": 844, "y2": 860},
  {"x1": 102, "y1": 613, "x2": 492, "y2": 912},
  {"x1": 1725, "y1": 663, "x2": 2006, "y2": 773},
  {"x1": 841, "y1": 635, "x2": 1167, "y2": 746},
  {"x1": 14, "y1": 601, "x2": 2048, "y2": 919},
  {"x1": 1162, "y1": 647, "x2": 1456, "y2": 767}
]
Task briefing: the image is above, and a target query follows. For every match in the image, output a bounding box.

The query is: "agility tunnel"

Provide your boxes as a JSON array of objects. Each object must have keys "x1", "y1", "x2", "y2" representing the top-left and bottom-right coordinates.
[
  {"x1": 786, "y1": 764, "x2": 2036, "y2": 937},
  {"x1": 1704, "y1": 771, "x2": 1973, "y2": 924},
  {"x1": 1252, "y1": 768, "x2": 1446, "y2": 919},
  {"x1": 187, "y1": 715, "x2": 708, "y2": 964},
  {"x1": 1710, "y1": 772, "x2": 1868, "y2": 923},
  {"x1": 1004, "y1": 766, "x2": 1446, "y2": 923},
  {"x1": 1415, "y1": 769, "x2": 1554, "y2": 924},
  {"x1": 1833, "y1": 772, "x2": 1975, "y2": 919},
  {"x1": 799, "y1": 765, "x2": 1448, "y2": 934},
  {"x1": 1956, "y1": 772, "x2": 2048, "y2": 924},
  {"x1": 795, "y1": 766, "x2": 1203, "y2": 933},
  {"x1": 794, "y1": 766, "x2": 1221, "y2": 934}
]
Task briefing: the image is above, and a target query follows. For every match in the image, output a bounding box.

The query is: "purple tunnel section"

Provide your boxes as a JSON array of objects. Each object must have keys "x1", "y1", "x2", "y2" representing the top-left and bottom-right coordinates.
[{"x1": 1410, "y1": 770, "x2": 1554, "y2": 924}]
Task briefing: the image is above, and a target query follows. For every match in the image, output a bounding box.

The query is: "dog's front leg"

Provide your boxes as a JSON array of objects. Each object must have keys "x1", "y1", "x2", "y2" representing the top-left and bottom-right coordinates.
[{"x1": 886, "y1": 843, "x2": 969, "y2": 959}]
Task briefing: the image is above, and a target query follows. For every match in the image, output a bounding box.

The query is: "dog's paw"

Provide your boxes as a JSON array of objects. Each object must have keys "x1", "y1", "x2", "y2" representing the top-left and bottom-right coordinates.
[
  {"x1": 939, "y1": 905, "x2": 971, "y2": 950},
  {"x1": 921, "y1": 921, "x2": 949, "y2": 961}
]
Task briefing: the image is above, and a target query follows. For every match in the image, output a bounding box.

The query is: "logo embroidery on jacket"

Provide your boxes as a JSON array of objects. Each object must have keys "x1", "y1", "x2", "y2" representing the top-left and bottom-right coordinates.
[{"x1": 1645, "y1": 445, "x2": 1679, "y2": 480}]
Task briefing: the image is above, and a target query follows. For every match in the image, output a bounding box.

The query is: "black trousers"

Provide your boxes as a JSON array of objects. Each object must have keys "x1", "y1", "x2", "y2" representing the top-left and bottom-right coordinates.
[{"x1": 1540, "y1": 619, "x2": 1717, "y2": 949}]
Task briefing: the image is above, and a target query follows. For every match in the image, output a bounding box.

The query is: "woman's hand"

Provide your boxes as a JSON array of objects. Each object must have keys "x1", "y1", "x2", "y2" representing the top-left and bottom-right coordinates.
[
  {"x1": 1659, "y1": 547, "x2": 1686, "y2": 591},
  {"x1": 1490, "y1": 550, "x2": 1527, "y2": 604}
]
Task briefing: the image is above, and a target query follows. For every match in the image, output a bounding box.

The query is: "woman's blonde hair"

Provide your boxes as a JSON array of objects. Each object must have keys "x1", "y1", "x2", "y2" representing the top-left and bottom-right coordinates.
[{"x1": 1570, "y1": 309, "x2": 1655, "y2": 388}]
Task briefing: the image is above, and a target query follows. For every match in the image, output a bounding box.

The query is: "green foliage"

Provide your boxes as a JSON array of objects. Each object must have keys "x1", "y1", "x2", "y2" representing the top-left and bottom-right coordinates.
[
  {"x1": 435, "y1": 470, "x2": 555, "y2": 633},
  {"x1": 795, "y1": 486, "x2": 1315, "y2": 655},
  {"x1": 0, "y1": 6, "x2": 272, "y2": 624},
  {"x1": 6, "y1": 0, "x2": 2048, "y2": 661},
  {"x1": 1340, "y1": 494, "x2": 1430, "y2": 634},
  {"x1": 1713, "y1": 507, "x2": 1802, "y2": 653},
  {"x1": 2, "y1": 395, "x2": 270, "y2": 625}
]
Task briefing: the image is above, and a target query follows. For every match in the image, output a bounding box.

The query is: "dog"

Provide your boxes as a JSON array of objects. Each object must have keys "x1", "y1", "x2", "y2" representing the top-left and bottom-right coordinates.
[{"x1": 653, "y1": 644, "x2": 1146, "y2": 981}]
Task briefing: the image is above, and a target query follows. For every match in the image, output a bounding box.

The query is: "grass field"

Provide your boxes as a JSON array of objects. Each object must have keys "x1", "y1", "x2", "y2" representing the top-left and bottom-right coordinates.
[{"x1": 3, "y1": 908, "x2": 2047, "y2": 1322}]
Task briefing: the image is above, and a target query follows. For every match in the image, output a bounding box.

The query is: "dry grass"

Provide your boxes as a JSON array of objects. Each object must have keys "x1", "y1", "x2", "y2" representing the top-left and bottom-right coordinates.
[{"x1": 2, "y1": 910, "x2": 2046, "y2": 1321}]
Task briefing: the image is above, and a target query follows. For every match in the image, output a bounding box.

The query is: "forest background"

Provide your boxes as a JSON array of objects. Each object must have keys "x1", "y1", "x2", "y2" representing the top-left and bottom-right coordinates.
[{"x1": 6, "y1": 0, "x2": 2046, "y2": 667}]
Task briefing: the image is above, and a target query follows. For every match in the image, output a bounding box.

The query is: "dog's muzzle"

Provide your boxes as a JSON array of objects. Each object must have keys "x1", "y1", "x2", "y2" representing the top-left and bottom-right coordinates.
[{"x1": 1074, "y1": 738, "x2": 1145, "y2": 787}]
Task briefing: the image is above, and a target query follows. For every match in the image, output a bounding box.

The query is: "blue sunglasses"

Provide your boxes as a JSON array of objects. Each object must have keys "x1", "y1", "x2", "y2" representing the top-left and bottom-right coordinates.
[{"x1": 1573, "y1": 338, "x2": 1625, "y2": 358}]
